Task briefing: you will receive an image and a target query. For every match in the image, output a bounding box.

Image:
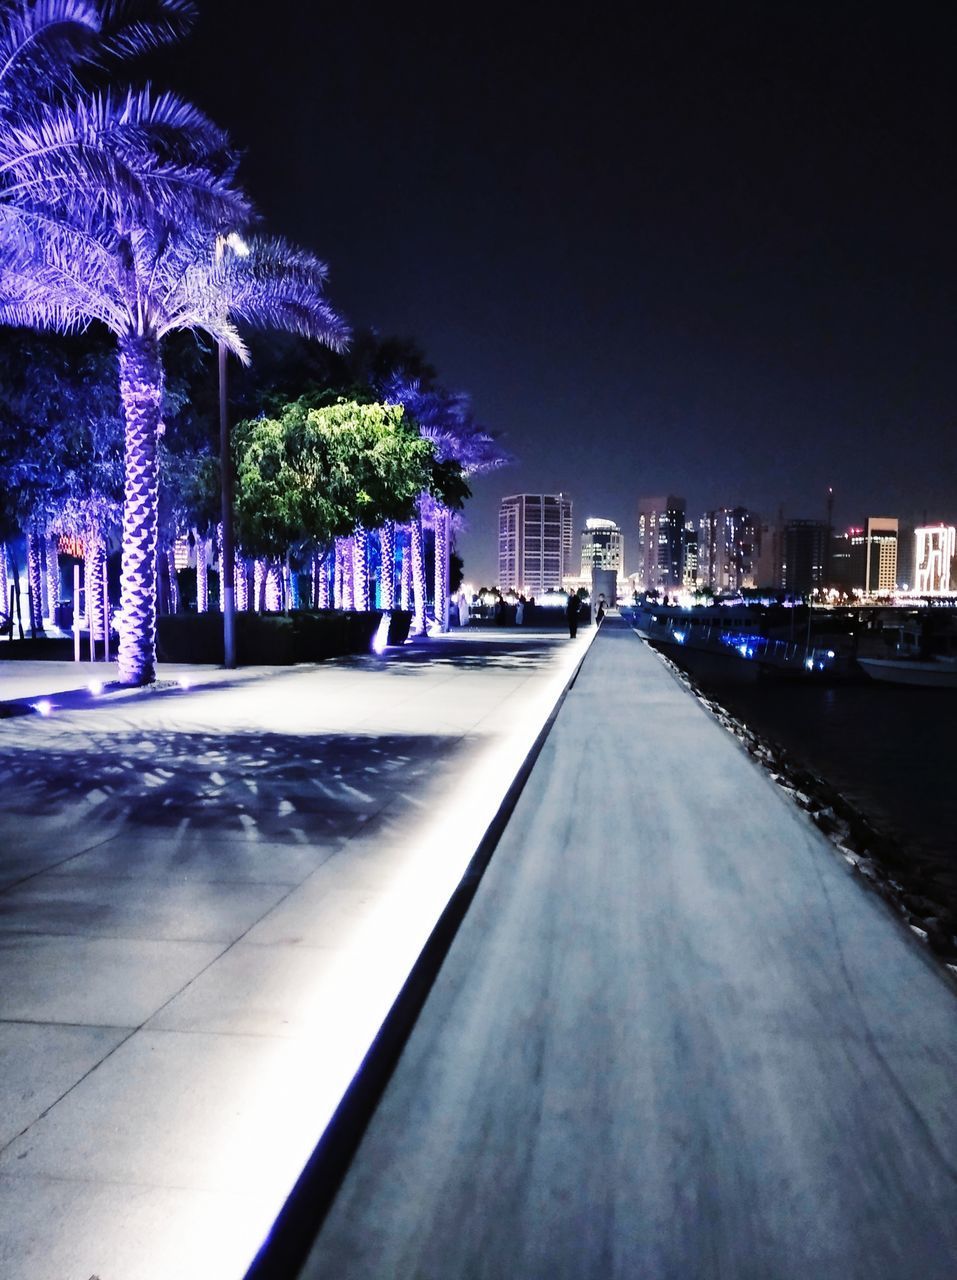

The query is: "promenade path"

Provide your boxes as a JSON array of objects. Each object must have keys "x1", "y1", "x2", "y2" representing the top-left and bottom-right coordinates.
[
  {"x1": 301, "y1": 618, "x2": 957, "y2": 1280},
  {"x1": 0, "y1": 627, "x2": 593, "y2": 1280}
]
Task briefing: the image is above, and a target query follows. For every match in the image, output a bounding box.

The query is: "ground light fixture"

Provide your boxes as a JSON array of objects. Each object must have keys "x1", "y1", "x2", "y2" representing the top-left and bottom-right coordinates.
[{"x1": 372, "y1": 614, "x2": 391, "y2": 654}]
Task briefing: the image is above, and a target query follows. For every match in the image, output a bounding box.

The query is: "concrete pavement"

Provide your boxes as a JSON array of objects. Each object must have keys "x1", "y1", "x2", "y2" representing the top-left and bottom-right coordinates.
[
  {"x1": 0, "y1": 628, "x2": 593, "y2": 1280},
  {"x1": 301, "y1": 619, "x2": 957, "y2": 1280}
]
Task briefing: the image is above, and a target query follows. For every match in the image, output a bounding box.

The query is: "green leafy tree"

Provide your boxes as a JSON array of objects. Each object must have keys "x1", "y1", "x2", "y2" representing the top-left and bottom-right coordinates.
[{"x1": 233, "y1": 396, "x2": 450, "y2": 570}]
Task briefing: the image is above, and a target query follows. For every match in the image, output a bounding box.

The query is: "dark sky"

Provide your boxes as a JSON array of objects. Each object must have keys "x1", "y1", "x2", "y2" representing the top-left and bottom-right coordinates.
[{"x1": 168, "y1": 2, "x2": 957, "y2": 582}]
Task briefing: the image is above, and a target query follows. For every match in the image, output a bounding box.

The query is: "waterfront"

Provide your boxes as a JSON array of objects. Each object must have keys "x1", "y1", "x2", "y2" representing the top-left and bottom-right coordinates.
[{"x1": 694, "y1": 675, "x2": 957, "y2": 899}]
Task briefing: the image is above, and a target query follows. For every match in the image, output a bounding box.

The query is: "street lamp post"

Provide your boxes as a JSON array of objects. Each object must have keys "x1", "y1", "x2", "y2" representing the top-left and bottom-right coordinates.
[{"x1": 216, "y1": 232, "x2": 249, "y2": 669}]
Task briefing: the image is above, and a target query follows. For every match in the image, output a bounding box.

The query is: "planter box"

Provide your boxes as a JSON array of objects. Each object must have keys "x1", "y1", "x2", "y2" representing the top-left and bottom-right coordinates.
[
  {"x1": 156, "y1": 610, "x2": 384, "y2": 666},
  {"x1": 386, "y1": 610, "x2": 413, "y2": 645}
]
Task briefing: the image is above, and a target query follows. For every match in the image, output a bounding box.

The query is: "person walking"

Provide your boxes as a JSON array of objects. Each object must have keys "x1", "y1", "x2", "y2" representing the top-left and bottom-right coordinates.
[
  {"x1": 596, "y1": 594, "x2": 606, "y2": 625},
  {"x1": 566, "y1": 590, "x2": 579, "y2": 639}
]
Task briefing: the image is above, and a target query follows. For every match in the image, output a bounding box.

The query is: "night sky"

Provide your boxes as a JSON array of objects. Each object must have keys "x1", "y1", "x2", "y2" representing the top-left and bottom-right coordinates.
[{"x1": 168, "y1": 3, "x2": 957, "y2": 582}]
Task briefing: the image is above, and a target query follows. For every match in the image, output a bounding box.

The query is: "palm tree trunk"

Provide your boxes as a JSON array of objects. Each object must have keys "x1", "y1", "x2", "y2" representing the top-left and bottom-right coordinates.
[
  {"x1": 85, "y1": 531, "x2": 106, "y2": 641},
  {"x1": 8, "y1": 544, "x2": 24, "y2": 639},
  {"x1": 166, "y1": 545, "x2": 180, "y2": 614},
  {"x1": 38, "y1": 534, "x2": 50, "y2": 620},
  {"x1": 46, "y1": 532, "x2": 59, "y2": 624},
  {"x1": 342, "y1": 538, "x2": 355, "y2": 610},
  {"x1": 353, "y1": 530, "x2": 369, "y2": 611},
  {"x1": 433, "y1": 504, "x2": 450, "y2": 632},
  {"x1": 266, "y1": 560, "x2": 282, "y2": 611},
  {"x1": 333, "y1": 538, "x2": 344, "y2": 608},
  {"x1": 317, "y1": 551, "x2": 331, "y2": 608},
  {"x1": 253, "y1": 558, "x2": 267, "y2": 611},
  {"x1": 400, "y1": 531, "x2": 412, "y2": 610},
  {"x1": 27, "y1": 527, "x2": 44, "y2": 635},
  {"x1": 285, "y1": 553, "x2": 298, "y2": 610},
  {"x1": 235, "y1": 554, "x2": 250, "y2": 612},
  {"x1": 379, "y1": 521, "x2": 395, "y2": 610},
  {"x1": 117, "y1": 332, "x2": 164, "y2": 685},
  {"x1": 195, "y1": 530, "x2": 208, "y2": 613},
  {"x1": 410, "y1": 514, "x2": 426, "y2": 634},
  {"x1": 0, "y1": 544, "x2": 8, "y2": 630},
  {"x1": 216, "y1": 523, "x2": 224, "y2": 611}
]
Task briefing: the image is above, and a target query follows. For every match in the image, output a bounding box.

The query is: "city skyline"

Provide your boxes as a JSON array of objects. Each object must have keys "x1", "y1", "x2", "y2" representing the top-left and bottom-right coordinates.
[
  {"x1": 479, "y1": 484, "x2": 956, "y2": 590},
  {"x1": 166, "y1": 6, "x2": 957, "y2": 589}
]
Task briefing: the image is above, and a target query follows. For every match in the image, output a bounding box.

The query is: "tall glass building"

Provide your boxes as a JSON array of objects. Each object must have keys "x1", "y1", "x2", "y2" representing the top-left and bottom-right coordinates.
[
  {"x1": 636, "y1": 495, "x2": 685, "y2": 591},
  {"x1": 498, "y1": 493, "x2": 573, "y2": 595}
]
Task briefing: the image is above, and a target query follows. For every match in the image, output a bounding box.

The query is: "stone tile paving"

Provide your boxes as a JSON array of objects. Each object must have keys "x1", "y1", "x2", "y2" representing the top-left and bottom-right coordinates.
[{"x1": 0, "y1": 629, "x2": 591, "y2": 1280}]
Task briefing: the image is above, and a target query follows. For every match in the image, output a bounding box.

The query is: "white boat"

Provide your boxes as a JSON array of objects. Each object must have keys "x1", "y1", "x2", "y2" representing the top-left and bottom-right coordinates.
[{"x1": 857, "y1": 655, "x2": 957, "y2": 688}]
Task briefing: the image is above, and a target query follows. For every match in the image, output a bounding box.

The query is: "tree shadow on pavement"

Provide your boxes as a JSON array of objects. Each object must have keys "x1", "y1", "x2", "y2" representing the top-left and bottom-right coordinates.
[
  {"x1": 0, "y1": 730, "x2": 464, "y2": 842},
  {"x1": 374, "y1": 634, "x2": 575, "y2": 674}
]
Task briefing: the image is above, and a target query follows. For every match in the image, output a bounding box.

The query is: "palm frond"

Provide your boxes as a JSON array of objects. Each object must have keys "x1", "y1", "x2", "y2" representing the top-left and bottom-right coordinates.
[
  {"x1": 0, "y1": 0, "x2": 100, "y2": 99},
  {"x1": 384, "y1": 375, "x2": 511, "y2": 473},
  {"x1": 0, "y1": 1, "x2": 196, "y2": 104},
  {"x1": 0, "y1": 87, "x2": 250, "y2": 224},
  {"x1": 0, "y1": 200, "x2": 129, "y2": 330},
  {"x1": 158, "y1": 234, "x2": 349, "y2": 354},
  {"x1": 96, "y1": 0, "x2": 196, "y2": 61}
]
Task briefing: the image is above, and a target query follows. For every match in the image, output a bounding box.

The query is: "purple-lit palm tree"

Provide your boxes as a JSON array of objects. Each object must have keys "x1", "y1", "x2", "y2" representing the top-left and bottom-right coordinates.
[
  {"x1": 386, "y1": 378, "x2": 508, "y2": 630},
  {"x1": 0, "y1": 0, "x2": 348, "y2": 681},
  {"x1": 1, "y1": 208, "x2": 348, "y2": 681}
]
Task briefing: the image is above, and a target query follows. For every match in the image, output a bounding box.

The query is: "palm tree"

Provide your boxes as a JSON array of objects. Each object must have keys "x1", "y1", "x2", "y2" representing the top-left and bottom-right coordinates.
[
  {"x1": 0, "y1": 0, "x2": 347, "y2": 681},
  {"x1": 1, "y1": 207, "x2": 348, "y2": 681},
  {"x1": 385, "y1": 378, "x2": 508, "y2": 630}
]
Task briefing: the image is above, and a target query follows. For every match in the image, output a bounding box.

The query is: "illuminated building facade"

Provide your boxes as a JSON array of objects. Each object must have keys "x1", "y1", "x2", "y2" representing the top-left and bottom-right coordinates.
[
  {"x1": 636, "y1": 494, "x2": 685, "y2": 591},
  {"x1": 698, "y1": 507, "x2": 759, "y2": 593},
  {"x1": 682, "y1": 522, "x2": 698, "y2": 589},
  {"x1": 580, "y1": 518, "x2": 623, "y2": 577},
  {"x1": 915, "y1": 524, "x2": 956, "y2": 594},
  {"x1": 851, "y1": 517, "x2": 898, "y2": 595},
  {"x1": 499, "y1": 493, "x2": 573, "y2": 595}
]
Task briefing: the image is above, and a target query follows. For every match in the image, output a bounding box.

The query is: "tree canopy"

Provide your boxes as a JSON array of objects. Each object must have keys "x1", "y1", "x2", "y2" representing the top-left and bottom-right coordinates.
[{"x1": 233, "y1": 396, "x2": 466, "y2": 558}]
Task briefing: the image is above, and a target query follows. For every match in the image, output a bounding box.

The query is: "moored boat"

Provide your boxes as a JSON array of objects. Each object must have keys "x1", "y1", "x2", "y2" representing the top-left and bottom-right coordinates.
[{"x1": 857, "y1": 656, "x2": 957, "y2": 688}]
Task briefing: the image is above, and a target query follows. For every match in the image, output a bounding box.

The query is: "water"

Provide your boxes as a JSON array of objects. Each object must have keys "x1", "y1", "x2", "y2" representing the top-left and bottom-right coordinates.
[{"x1": 695, "y1": 677, "x2": 956, "y2": 887}]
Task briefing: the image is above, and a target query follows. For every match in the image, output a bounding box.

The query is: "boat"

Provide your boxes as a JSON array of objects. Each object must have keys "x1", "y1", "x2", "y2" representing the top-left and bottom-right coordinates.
[
  {"x1": 622, "y1": 603, "x2": 859, "y2": 683},
  {"x1": 857, "y1": 615, "x2": 957, "y2": 687},
  {"x1": 857, "y1": 656, "x2": 957, "y2": 687}
]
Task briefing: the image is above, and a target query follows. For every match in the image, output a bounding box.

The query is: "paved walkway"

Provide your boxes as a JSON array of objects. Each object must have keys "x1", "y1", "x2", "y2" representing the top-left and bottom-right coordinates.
[
  {"x1": 0, "y1": 628, "x2": 592, "y2": 1280},
  {"x1": 301, "y1": 619, "x2": 957, "y2": 1280}
]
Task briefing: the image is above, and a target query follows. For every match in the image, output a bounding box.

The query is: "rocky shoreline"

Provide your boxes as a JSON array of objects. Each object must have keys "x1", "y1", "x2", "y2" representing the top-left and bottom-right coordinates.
[{"x1": 651, "y1": 645, "x2": 957, "y2": 982}]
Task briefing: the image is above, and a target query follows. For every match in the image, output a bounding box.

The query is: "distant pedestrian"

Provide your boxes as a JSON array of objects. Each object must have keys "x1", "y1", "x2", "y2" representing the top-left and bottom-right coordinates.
[
  {"x1": 457, "y1": 591, "x2": 470, "y2": 627},
  {"x1": 566, "y1": 590, "x2": 579, "y2": 639},
  {"x1": 596, "y1": 594, "x2": 606, "y2": 625},
  {"x1": 515, "y1": 597, "x2": 525, "y2": 626}
]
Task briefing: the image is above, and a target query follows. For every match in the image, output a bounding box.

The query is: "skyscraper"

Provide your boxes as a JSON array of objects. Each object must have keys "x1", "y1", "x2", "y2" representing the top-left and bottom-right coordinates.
[
  {"x1": 682, "y1": 522, "x2": 698, "y2": 589},
  {"x1": 783, "y1": 519, "x2": 829, "y2": 596},
  {"x1": 850, "y1": 517, "x2": 898, "y2": 595},
  {"x1": 498, "y1": 493, "x2": 573, "y2": 595},
  {"x1": 636, "y1": 495, "x2": 685, "y2": 592},
  {"x1": 697, "y1": 507, "x2": 758, "y2": 593},
  {"x1": 915, "y1": 525, "x2": 956, "y2": 594},
  {"x1": 580, "y1": 517, "x2": 624, "y2": 577}
]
